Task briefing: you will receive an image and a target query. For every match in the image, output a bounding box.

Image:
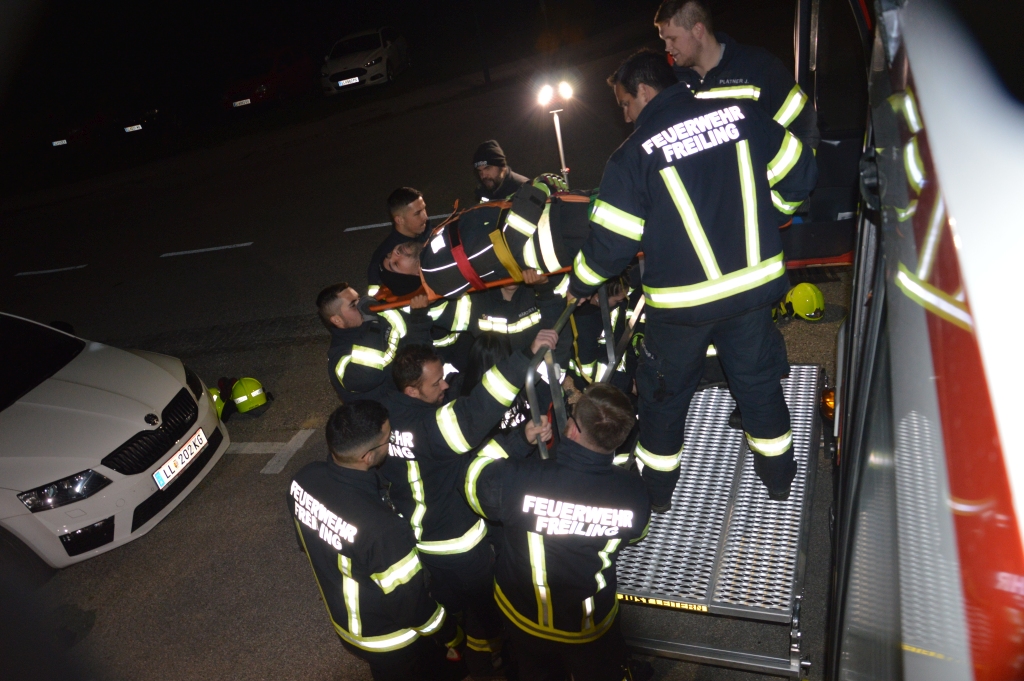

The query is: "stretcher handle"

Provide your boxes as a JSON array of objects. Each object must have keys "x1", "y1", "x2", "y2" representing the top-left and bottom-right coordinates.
[
  {"x1": 524, "y1": 304, "x2": 576, "y2": 459},
  {"x1": 602, "y1": 296, "x2": 645, "y2": 385},
  {"x1": 367, "y1": 266, "x2": 573, "y2": 312}
]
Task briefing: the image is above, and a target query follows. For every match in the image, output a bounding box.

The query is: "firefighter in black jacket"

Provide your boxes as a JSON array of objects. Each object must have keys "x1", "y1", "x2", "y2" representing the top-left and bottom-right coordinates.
[
  {"x1": 469, "y1": 269, "x2": 565, "y2": 354},
  {"x1": 569, "y1": 51, "x2": 817, "y2": 506},
  {"x1": 461, "y1": 383, "x2": 650, "y2": 681},
  {"x1": 378, "y1": 332, "x2": 558, "y2": 675},
  {"x1": 318, "y1": 283, "x2": 433, "y2": 403},
  {"x1": 290, "y1": 400, "x2": 464, "y2": 681},
  {"x1": 655, "y1": 0, "x2": 819, "y2": 220}
]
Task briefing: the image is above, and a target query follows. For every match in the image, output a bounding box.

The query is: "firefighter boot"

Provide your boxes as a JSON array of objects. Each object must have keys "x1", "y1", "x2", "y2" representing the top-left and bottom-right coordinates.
[{"x1": 752, "y1": 449, "x2": 797, "y2": 501}]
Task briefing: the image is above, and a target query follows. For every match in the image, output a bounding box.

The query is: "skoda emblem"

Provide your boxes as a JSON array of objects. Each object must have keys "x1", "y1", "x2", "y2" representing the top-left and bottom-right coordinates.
[{"x1": 144, "y1": 413, "x2": 160, "y2": 426}]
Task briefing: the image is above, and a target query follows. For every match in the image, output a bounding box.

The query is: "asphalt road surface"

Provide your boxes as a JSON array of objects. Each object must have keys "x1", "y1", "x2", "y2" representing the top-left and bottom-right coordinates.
[{"x1": 2, "y1": 10, "x2": 847, "y2": 681}]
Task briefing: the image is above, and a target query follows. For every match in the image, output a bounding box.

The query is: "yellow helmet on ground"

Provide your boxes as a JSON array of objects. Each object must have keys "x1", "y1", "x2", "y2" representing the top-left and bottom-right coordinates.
[
  {"x1": 208, "y1": 388, "x2": 225, "y2": 419},
  {"x1": 231, "y1": 377, "x2": 267, "y2": 413},
  {"x1": 784, "y1": 283, "x2": 825, "y2": 321}
]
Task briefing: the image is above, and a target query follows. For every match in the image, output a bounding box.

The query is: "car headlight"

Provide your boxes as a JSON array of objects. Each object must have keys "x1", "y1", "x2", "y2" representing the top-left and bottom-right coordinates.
[
  {"x1": 183, "y1": 365, "x2": 204, "y2": 402},
  {"x1": 364, "y1": 57, "x2": 382, "y2": 67},
  {"x1": 18, "y1": 470, "x2": 112, "y2": 513}
]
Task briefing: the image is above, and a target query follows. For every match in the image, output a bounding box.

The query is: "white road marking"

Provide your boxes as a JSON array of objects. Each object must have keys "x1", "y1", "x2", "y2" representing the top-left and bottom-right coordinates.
[
  {"x1": 225, "y1": 429, "x2": 316, "y2": 474},
  {"x1": 343, "y1": 214, "x2": 451, "y2": 232},
  {"x1": 160, "y1": 242, "x2": 253, "y2": 257},
  {"x1": 15, "y1": 264, "x2": 88, "y2": 276}
]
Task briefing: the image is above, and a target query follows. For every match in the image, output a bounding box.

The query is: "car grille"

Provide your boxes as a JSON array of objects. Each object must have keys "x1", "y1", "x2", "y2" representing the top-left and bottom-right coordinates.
[
  {"x1": 101, "y1": 388, "x2": 198, "y2": 475},
  {"x1": 329, "y1": 68, "x2": 366, "y2": 81},
  {"x1": 132, "y1": 427, "x2": 223, "y2": 532},
  {"x1": 60, "y1": 516, "x2": 115, "y2": 557}
]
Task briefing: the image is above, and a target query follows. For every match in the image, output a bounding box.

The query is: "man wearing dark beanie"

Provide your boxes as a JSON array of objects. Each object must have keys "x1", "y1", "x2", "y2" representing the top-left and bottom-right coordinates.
[{"x1": 473, "y1": 139, "x2": 529, "y2": 203}]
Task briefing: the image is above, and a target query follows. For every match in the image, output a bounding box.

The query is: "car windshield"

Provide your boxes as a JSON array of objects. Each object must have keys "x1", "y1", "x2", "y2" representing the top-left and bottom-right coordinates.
[
  {"x1": 330, "y1": 34, "x2": 380, "y2": 59},
  {"x1": 0, "y1": 315, "x2": 85, "y2": 412}
]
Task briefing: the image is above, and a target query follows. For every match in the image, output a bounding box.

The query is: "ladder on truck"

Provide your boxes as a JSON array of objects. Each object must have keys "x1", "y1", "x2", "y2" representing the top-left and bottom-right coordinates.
[{"x1": 524, "y1": 280, "x2": 820, "y2": 678}]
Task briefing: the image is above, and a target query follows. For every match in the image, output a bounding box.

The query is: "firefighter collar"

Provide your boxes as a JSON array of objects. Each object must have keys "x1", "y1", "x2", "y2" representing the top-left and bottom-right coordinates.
[
  {"x1": 554, "y1": 438, "x2": 617, "y2": 471},
  {"x1": 326, "y1": 457, "x2": 387, "y2": 498},
  {"x1": 633, "y1": 81, "x2": 696, "y2": 131}
]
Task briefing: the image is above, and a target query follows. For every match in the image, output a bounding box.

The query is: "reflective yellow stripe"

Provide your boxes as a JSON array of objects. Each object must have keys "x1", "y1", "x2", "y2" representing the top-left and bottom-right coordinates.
[
  {"x1": 350, "y1": 345, "x2": 386, "y2": 369},
  {"x1": 771, "y1": 190, "x2": 802, "y2": 215},
  {"x1": 736, "y1": 140, "x2": 760, "y2": 267},
  {"x1": 427, "y1": 301, "x2": 448, "y2": 321},
  {"x1": 611, "y1": 453, "x2": 630, "y2": 467},
  {"x1": 436, "y1": 402, "x2": 471, "y2": 453},
  {"x1": 417, "y1": 518, "x2": 488, "y2": 555},
  {"x1": 767, "y1": 132, "x2": 802, "y2": 187},
  {"x1": 694, "y1": 85, "x2": 761, "y2": 100},
  {"x1": 904, "y1": 135, "x2": 926, "y2": 194},
  {"x1": 774, "y1": 85, "x2": 808, "y2": 127},
  {"x1": 466, "y1": 635, "x2": 502, "y2": 652},
  {"x1": 746, "y1": 430, "x2": 793, "y2": 457},
  {"x1": 433, "y1": 332, "x2": 460, "y2": 347},
  {"x1": 553, "y1": 275, "x2": 570, "y2": 297},
  {"x1": 591, "y1": 199, "x2": 644, "y2": 241},
  {"x1": 573, "y1": 251, "x2": 605, "y2": 287},
  {"x1": 479, "y1": 439, "x2": 509, "y2": 460},
  {"x1": 660, "y1": 166, "x2": 721, "y2": 280},
  {"x1": 537, "y1": 207, "x2": 562, "y2": 272},
  {"x1": 370, "y1": 548, "x2": 422, "y2": 594},
  {"x1": 523, "y1": 235, "x2": 541, "y2": 269},
  {"x1": 594, "y1": 538, "x2": 620, "y2": 592},
  {"x1": 367, "y1": 285, "x2": 380, "y2": 296},
  {"x1": 895, "y1": 262, "x2": 973, "y2": 332},
  {"x1": 495, "y1": 581, "x2": 619, "y2": 644},
  {"x1": 294, "y1": 519, "x2": 421, "y2": 653},
  {"x1": 408, "y1": 461, "x2": 426, "y2": 541},
  {"x1": 445, "y1": 625, "x2": 465, "y2": 649},
  {"x1": 527, "y1": 532, "x2": 554, "y2": 627},
  {"x1": 478, "y1": 310, "x2": 542, "y2": 334},
  {"x1": 643, "y1": 253, "x2": 785, "y2": 308},
  {"x1": 633, "y1": 441, "x2": 682, "y2": 472},
  {"x1": 413, "y1": 603, "x2": 447, "y2": 636},
  {"x1": 482, "y1": 366, "x2": 518, "y2": 406},
  {"x1": 452, "y1": 295, "x2": 473, "y2": 332},
  {"x1": 506, "y1": 211, "x2": 537, "y2": 237},
  {"x1": 888, "y1": 89, "x2": 923, "y2": 134},
  {"x1": 630, "y1": 518, "x2": 650, "y2": 544},
  {"x1": 465, "y1": 456, "x2": 498, "y2": 517},
  {"x1": 581, "y1": 596, "x2": 595, "y2": 631},
  {"x1": 916, "y1": 196, "x2": 946, "y2": 281},
  {"x1": 895, "y1": 200, "x2": 918, "y2": 222},
  {"x1": 339, "y1": 554, "x2": 361, "y2": 636},
  {"x1": 380, "y1": 308, "x2": 407, "y2": 337}
]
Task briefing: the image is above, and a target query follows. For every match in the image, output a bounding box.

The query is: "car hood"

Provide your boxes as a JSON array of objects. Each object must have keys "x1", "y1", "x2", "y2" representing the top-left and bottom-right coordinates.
[
  {"x1": 0, "y1": 342, "x2": 185, "y2": 491},
  {"x1": 325, "y1": 49, "x2": 381, "y2": 74}
]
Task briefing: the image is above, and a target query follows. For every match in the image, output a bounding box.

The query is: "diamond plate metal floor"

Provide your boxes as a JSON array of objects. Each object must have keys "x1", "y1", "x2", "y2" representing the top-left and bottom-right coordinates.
[{"x1": 617, "y1": 364, "x2": 821, "y2": 624}]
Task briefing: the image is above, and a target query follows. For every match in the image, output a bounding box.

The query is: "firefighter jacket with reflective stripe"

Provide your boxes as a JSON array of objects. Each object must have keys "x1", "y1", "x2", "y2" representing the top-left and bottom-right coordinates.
[
  {"x1": 327, "y1": 309, "x2": 432, "y2": 403},
  {"x1": 569, "y1": 82, "x2": 817, "y2": 325},
  {"x1": 476, "y1": 167, "x2": 530, "y2": 203},
  {"x1": 290, "y1": 461, "x2": 457, "y2": 653},
  {"x1": 462, "y1": 438, "x2": 651, "y2": 643},
  {"x1": 378, "y1": 350, "x2": 533, "y2": 556},
  {"x1": 674, "y1": 33, "x2": 820, "y2": 151},
  {"x1": 470, "y1": 280, "x2": 564, "y2": 353}
]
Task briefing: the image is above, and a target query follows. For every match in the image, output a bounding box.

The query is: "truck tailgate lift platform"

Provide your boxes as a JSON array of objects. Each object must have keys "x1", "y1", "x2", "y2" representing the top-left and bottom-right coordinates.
[{"x1": 616, "y1": 364, "x2": 821, "y2": 678}]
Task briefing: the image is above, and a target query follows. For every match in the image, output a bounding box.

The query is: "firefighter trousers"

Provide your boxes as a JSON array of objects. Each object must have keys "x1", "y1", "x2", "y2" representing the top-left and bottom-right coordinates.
[
  {"x1": 501, "y1": 612, "x2": 629, "y2": 681},
  {"x1": 421, "y1": 540, "x2": 503, "y2": 676},
  {"x1": 635, "y1": 306, "x2": 795, "y2": 506}
]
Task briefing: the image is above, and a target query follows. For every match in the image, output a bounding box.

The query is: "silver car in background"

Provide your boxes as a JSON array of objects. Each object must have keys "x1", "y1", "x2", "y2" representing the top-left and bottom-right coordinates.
[{"x1": 0, "y1": 313, "x2": 229, "y2": 568}]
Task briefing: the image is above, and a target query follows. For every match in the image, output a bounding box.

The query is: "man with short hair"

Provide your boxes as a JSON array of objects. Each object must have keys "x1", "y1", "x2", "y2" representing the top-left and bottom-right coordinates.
[
  {"x1": 290, "y1": 400, "x2": 465, "y2": 681},
  {"x1": 318, "y1": 282, "x2": 431, "y2": 403},
  {"x1": 379, "y1": 333, "x2": 557, "y2": 676},
  {"x1": 570, "y1": 49, "x2": 816, "y2": 506},
  {"x1": 368, "y1": 187, "x2": 431, "y2": 296},
  {"x1": 655, "y1": 0, "x2": 820, "y2": 207},
  {"x1": 474, "y1": 140, "x2": 529, "y2": 203},
  {"x1": 461, "y1": 383, "x2": 651, "y2": 680}
]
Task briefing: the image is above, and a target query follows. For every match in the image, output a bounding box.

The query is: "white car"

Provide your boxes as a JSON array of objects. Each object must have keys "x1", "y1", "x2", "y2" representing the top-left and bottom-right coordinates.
[
  {"x1": 0, "y1": 313, "x2": 229, "y2": 568},
  {"x1": 321, "y1": 27, "x2": 409, "y2": 94}
]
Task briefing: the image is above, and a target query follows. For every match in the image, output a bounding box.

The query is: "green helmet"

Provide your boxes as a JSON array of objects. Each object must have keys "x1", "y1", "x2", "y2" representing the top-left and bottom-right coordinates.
[
  {"x1": 784, "y1": 283, "x2": 825, "y2": 321},
  {"x1": 231, "y1": 377, "x2": 267, "y2": 413},
  {"x1": 207, "y1": 388, "x2": 225, "y2": 419}
]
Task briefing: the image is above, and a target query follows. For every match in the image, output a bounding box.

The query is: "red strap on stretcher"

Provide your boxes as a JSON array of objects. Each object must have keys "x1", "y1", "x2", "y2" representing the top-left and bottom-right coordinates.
[{"x1": 449, "y1": 224, "x2": 487, "y2": 291}]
